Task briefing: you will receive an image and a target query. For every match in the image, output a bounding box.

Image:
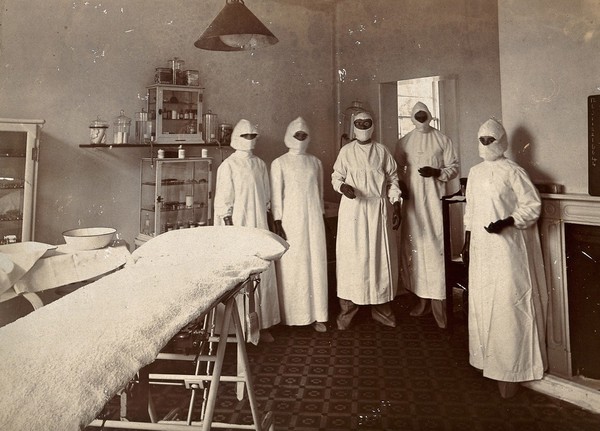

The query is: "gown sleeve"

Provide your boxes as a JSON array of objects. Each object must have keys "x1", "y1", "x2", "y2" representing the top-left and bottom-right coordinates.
[
  {"x1": 270, "y1": 158, "x2": 283, "y2": 221},
  {"x1": 331, "y1": 146, "x2": 347, "y2": 194},
  {"x1": 317, "y1": 157, "x2": 325, "y2": 214},
  {"x1": 509, "y1": 164, "x2": 542, "y2": 229},
  {"x1": 438, "y1": 135, "x2": 460, "y2": 183},
  {"x1": 261, "y1": 160, "x2": 272, "y2": 211},
  {"x1": 464, "y1": 168, "x2": 474, "y2": 232},
  {"x1": 383, "y1": 146, "x2": 401, "y2": 203},
  {"x1": 214, "y1": 161, "x2": 234, "y2": 220}
]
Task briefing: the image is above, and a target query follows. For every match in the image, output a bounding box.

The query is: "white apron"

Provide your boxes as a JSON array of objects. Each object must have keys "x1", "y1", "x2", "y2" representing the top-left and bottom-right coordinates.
[
  {"x1": 395, "y1": 127, "x2": 458, "y2": 300},
  {"x1": 271, "y1": 152, "x2": 328, "y2": 325},
  {"x1": 464, "y1": 158, "x2": 547, "y2": 382},
  {"x1": 332, "y1": 141, "x2": 400, "y2": 305},
  {"x1": 214, "y1": 151, "x2": 280, "y2": 329}
]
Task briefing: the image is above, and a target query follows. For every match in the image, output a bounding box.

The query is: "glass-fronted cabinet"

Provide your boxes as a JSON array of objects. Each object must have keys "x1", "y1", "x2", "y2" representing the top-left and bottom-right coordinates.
[
  {"x1": 0, "y1": 118, "x2": 44, "y2": 244},
  {"x1": 147, "y1": 84, "x2": 204, "y2": 144},
  {"x1": 135, "y1": 157, "x2": 213, "y2": 247}
]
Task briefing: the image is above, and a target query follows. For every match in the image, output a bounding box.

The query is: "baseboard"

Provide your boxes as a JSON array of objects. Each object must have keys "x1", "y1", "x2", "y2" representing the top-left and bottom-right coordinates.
[{"x1": 523, "y1": 375, "x2": 600, "y2": 414}]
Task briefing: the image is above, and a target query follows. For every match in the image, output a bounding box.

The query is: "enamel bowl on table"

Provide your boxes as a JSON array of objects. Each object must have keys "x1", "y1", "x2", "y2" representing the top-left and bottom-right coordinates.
[{"x1": 62, "y1": 227, "x2": 116, "y2": 250}]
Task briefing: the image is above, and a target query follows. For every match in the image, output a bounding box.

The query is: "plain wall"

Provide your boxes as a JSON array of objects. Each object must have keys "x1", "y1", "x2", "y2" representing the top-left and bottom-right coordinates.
[
  {"x1": 0, "y1": 0, "x2": 336, "y2": 246},
  {"x1": 498, "y1": 0, "x2": 600, "y2": 193}
]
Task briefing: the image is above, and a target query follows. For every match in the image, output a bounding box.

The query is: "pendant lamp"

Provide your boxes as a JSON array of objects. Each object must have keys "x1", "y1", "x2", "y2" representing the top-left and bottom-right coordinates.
[{"x1": 195, "y1": 0, "x2": 278, "y2": 51}]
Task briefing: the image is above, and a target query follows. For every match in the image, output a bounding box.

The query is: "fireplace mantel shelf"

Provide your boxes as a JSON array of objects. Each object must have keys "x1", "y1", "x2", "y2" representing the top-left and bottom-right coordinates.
[{"x1": 535, "y1": 194, "x2": 600, "y2": 413}]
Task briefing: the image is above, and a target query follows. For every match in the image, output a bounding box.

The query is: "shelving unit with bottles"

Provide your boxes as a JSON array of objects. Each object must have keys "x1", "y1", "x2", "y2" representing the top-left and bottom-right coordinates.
[
  {"x1": 147, "y1": 84, "x2": 204, "y2": 144},
  {"x1": 135, "y1": 157, "x2": 213, "y2": 248},
  {"x1": 0, "y1": 118, "x2": 44, "y2": 244}
]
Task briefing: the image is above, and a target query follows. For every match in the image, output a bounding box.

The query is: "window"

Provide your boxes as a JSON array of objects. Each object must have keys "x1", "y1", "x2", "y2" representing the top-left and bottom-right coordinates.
[
  {"x1": 378, "y1": 75, "x2": 457, "y2": 150},
  {"x1": 397, "y1": 76, "x2": 440, "y2": 138}
]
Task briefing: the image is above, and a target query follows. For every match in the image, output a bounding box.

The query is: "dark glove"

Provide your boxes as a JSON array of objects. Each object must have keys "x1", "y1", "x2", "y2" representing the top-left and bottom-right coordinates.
[
  {"x1": 223, "y1": 216, "x2": 233, "y2": 226},
  {"x1": 418, "y1": 166, "x2": 441, "y2": 178},
  {"x1": 484, "y1": 216, "x2": 514, "y2": 234},
  {"x1": 392, "y1": 201, "x2": 402, "y2": 230},
  {"x1": 461, "y1": 230, "x2": 471, "y2": 267},
  {"x1": 340, "y1": 183, "x2": 356, "y2": 199},
  {"x1": 274, "y1": 220, "x2": 287, "y2": 240},
  {"x1": 399, "y1": 180, "x2": 409, "y2": 200}
]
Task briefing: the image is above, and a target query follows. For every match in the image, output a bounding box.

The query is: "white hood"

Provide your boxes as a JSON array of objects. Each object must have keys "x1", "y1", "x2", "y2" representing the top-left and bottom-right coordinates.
[
  {"x1": 230, "y1": 119, "x2": 258, "y2": 152},
  {"x1": 284, "y1": 116, "x2": 310, "y2": 154},
  {"x1": 410, "y1": 102, "x2": 433, "y2": 132},
  {"x1": 353, "y1": 111, "x2": 373, "y2": 143},
  {"x1": 478, "y1": 118, "x2": 508, "y2": 161}
]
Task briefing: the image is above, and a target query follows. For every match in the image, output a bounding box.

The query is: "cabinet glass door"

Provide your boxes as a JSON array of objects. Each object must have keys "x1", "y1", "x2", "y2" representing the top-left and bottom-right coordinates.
[
  {"x1": 147, "y1": 85, "x2": 204, "y2": 144},
  {"x1": 0, "y1": 120, "x2": 42, "y2": 243},
  {"x1": 139, "y1": 158, "x2": 212, "y2": 239}
]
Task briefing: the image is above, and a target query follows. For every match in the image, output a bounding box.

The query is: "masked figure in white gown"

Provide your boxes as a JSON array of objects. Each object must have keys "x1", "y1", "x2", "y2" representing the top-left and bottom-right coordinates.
[
  {"x1": 462, "y1": 118, "x2": 548, "y2": 398},
  {"x1": 214, "y1": 119, "x2": 280, "y2": 342},
  {"x1": 394, "y1": 102, "x2": 459, "y2": 328},
  {"x1": 271, "y1": 117, "x2": 328, "y2": 332},
  {"x1": 332, "y1": 111, "x2": 403, "y2": 330}
]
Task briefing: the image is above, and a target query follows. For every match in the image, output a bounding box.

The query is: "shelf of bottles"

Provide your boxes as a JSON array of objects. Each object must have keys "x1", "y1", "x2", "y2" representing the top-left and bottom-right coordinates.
[
  {"x1": 147, "y1": 84, "x2": 204, "y2": 144},
  {"x1": 138, "y1": 157, "x2": 213, "y2": 243}
]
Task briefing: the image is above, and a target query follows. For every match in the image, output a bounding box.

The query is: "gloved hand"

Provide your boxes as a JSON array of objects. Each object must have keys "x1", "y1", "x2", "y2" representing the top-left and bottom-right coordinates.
[
  {"x1": 418, "y1": 166, "x2": 441, "y2": 178},
  {"x1": 461, "y1": 231, "x2": 471, "y2": 267},
  {"x1": 274, "y1": 220, "x2": 287, "y2": 240},
  {"x1": 392, "y1": 201, "x2": 402, "y2": 230},
  {"x1": 340, "y1": 183, "x2": 356, "y2": 199},
  {"x1": 484, "y1": 216, "x2": 514, "y2": 234},
  {"x1": 399, "y1": 180, "x2": 410, "y2": 200},
  {"x1": 223, "y1": 216, "x2": 233, "y2": 226}
]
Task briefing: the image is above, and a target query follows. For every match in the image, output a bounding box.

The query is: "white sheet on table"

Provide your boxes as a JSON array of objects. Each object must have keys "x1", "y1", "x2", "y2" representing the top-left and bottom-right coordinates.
[{"x1": 0, "y1": 226, "x2": 288, "y2": 431}]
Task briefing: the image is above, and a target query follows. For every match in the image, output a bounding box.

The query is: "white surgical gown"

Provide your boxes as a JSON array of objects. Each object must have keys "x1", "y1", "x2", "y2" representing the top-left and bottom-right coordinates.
[
  {"x1": 332, "y1": 141, "x2": 401, "y2": 305},
  {"x1": 464, "y1": 157, "x2": 548, "y2": 382},
  {"x1": 395, "y1": 127, "x2": 458, "y2": 300},
  {"x1": 214, "y1": 151, "x2": 280, "y2": 329},
  {"x1": 271, "y1": 152, "x2": 328, "y2": 325}
]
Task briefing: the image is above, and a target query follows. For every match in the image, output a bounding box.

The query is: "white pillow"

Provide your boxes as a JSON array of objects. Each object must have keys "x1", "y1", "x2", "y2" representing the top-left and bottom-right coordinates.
[
  {"x1": 0, "y1": 242, "x2": 54, "y2": 296},
  {"x1": 132, "y1": 226, "x2": 289, "y2": 263}
]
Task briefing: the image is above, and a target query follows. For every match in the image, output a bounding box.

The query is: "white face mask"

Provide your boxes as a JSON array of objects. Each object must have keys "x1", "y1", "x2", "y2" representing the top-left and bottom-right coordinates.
[
  {"x1": 479, "y1": 142, "x2": 505, "y2": 161},
  {"x1": 353, "y1": 112, "x2": 374, "y2": 143},
  {"x1": 477, "y1": 119, "x2": 508, "y2": 161},
  {"x1": 284, "y1": 117, "x2": 310, "y2": 153},
  {"x1": 230, "y1": 119, "x2": 258, "y2": 152}
]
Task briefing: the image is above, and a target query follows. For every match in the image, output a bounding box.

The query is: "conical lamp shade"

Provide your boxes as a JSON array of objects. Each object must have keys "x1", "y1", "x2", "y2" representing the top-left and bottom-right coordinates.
[{"x1": 195, "y1": 0, "x2": 278, "y2": 51}]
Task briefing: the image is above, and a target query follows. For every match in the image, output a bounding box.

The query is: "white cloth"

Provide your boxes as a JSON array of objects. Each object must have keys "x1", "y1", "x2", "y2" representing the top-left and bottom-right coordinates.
[
  {"x1": 464, "y1": 157, "x2": 548, "y2": 382},
  {"x1": 0, "y1": 227, "x2": 287, "y2": 431},
  {"x1": 271, "y1": 120, "x2": 328, "y2": 325},
  {"x1": 395, "y1": 102, "x2": 459, "y2": 300},
  {"x1": 332, "y1": 140, "x2": 400, "y2": 304},
  {"x1": 214, "y1": 150, "x2": 280, "y2": 329},
  {"x1": 230, "y1": 119, "x2": 257, "y2": 151}
]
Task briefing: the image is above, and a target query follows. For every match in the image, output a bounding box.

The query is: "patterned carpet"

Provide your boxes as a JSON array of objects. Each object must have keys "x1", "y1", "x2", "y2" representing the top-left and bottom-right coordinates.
[{"x1": 94, "y1": 294, "x2": 600, "y2": 431}]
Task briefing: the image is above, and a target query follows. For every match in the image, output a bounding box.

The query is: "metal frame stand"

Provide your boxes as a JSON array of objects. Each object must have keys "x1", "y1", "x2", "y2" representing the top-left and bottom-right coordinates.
[{"x1": 88, "y1": 275, "x2": 274, "y2": 430}]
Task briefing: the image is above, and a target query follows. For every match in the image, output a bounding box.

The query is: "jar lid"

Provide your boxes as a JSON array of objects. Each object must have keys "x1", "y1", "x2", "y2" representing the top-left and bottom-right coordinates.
[
  {"x1": 89, "y1": 117, "x2": 109, "y2": 128},
  {"x1": 114, "y1": 109, "x2": 131, "y2": 125}
]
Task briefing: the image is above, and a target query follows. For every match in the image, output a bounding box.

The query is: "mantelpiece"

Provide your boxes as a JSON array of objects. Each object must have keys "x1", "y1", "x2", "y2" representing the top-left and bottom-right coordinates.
[{"x1": 524, "y1": 193, "x2": 600, "y2": 413}]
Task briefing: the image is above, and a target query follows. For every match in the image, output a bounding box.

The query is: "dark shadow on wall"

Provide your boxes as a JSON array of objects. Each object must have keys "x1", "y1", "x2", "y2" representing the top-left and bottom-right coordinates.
[{"x1": 509, "y1": 125, "x2": 558, "y2": 188}]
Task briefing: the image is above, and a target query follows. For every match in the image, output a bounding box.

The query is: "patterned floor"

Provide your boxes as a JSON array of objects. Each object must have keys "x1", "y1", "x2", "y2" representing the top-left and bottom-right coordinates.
[{"x1": 95, "y1": 294, "x2": 600, "y2": 431}]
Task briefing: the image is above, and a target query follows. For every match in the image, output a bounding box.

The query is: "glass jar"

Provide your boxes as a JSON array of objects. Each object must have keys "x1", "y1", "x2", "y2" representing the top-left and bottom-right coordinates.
[
  {"x1": 203, "y1": 110, "x2": 218, "y2": 143},
  {"x1": 184, "y1": 70, "x2": 200, "y2": 86},
  {"x1": 135, "y1": 109, "x2": 148, "y2": 144},
  {"x1": 113, "y1": 110, "x2": 131, "y2": 144},
  {"x1": 218, "y1": 123, "x2": 233, "y2": 145},
  {"x1": 169, "y1": 57, "x2": 185, "y2": 85},
  {"x1": 89, "y1": 117, "x2": 109, "y2": 144},
  {"x1": 154, "y1": 67, "x2": 172, "y2": 84}
]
